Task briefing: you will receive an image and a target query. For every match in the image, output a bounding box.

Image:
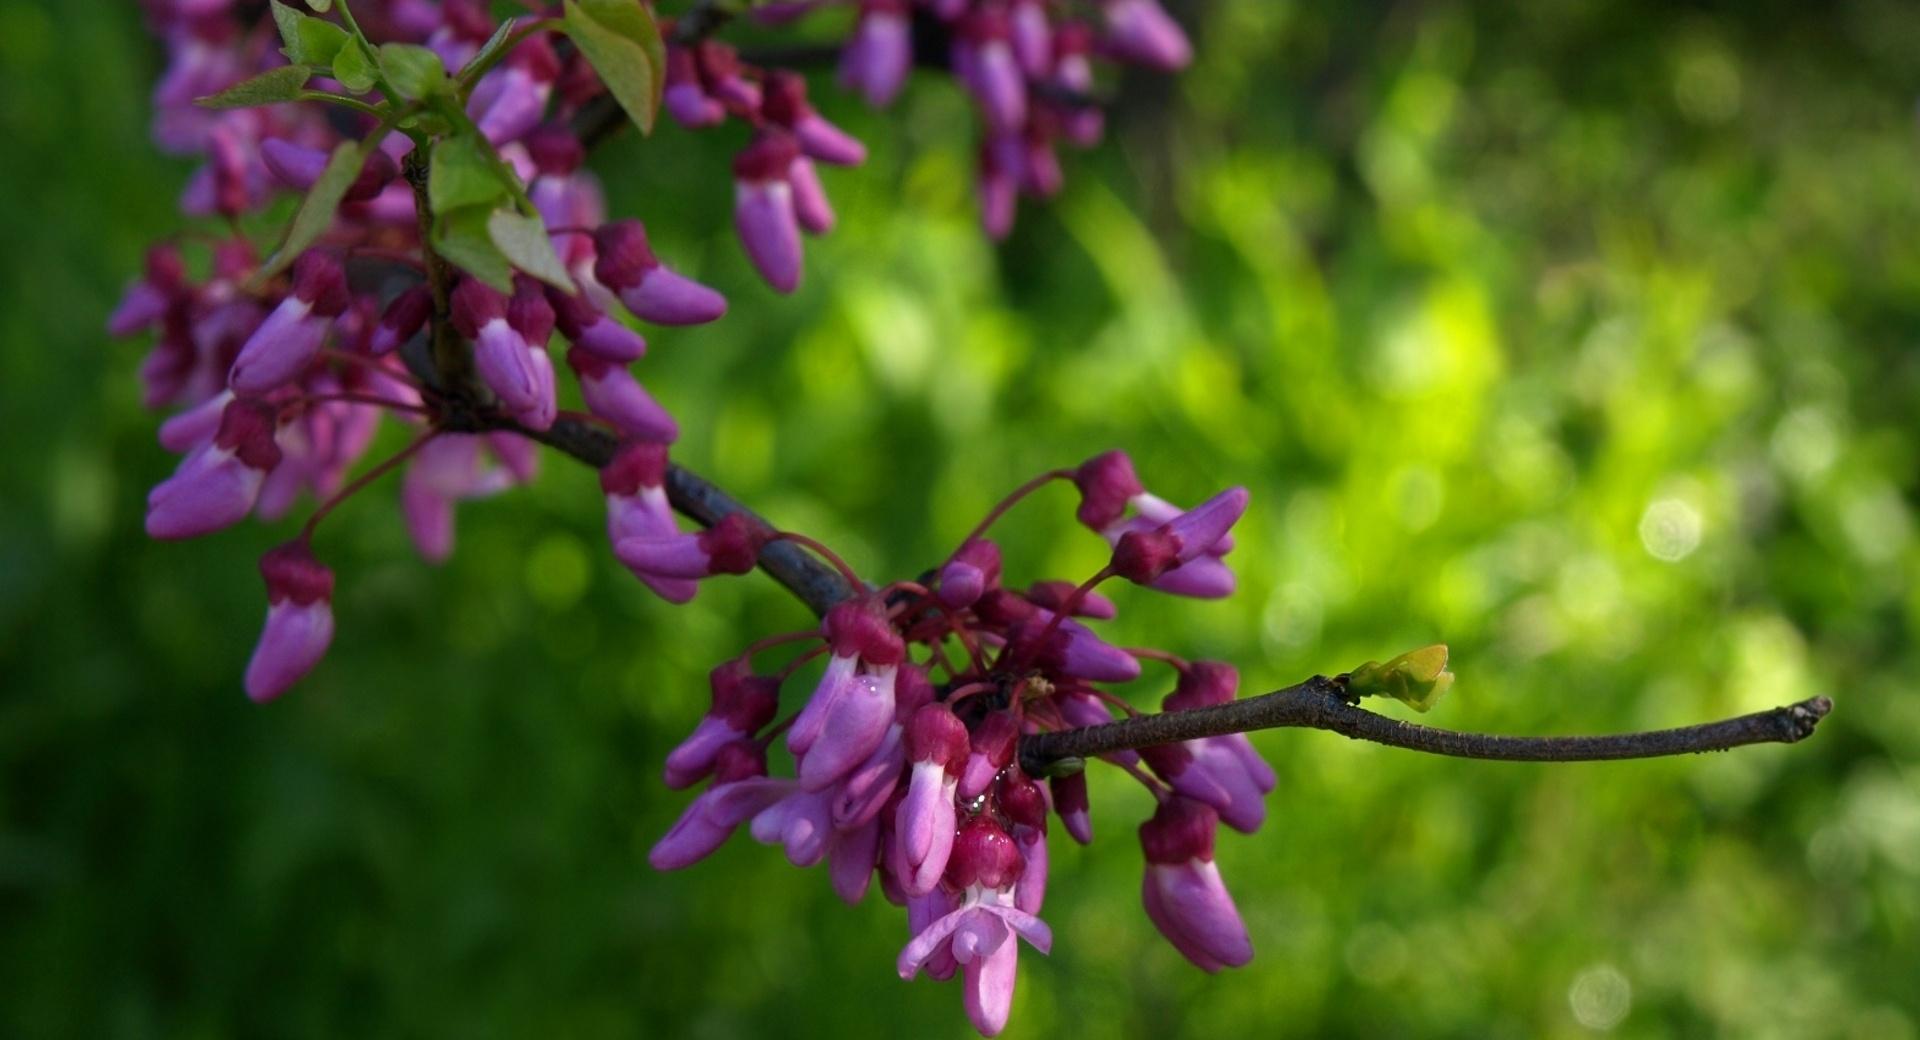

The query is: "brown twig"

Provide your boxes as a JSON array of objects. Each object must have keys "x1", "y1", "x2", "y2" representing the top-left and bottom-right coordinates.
[{"x1": 1018, "y1": 675, "x2": 1833, "y2": 774}]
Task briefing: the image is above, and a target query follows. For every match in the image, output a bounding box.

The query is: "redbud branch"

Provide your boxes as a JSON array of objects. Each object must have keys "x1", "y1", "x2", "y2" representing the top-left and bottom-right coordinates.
[{"x1": 1017, "y1": 675, "x2": 1834, "y2": 775}]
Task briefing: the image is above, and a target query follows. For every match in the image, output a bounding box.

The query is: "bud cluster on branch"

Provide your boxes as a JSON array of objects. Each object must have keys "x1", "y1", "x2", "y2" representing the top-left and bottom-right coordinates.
[{"x1": 110, "y1": 2, "x2": 1828, "y2": 1036}]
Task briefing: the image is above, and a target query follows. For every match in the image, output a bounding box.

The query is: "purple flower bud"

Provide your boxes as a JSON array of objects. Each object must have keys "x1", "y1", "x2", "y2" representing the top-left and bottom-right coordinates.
[
  {"x1": 109, "y1": 244, "x2": 186, "y2": 337},
  {"x1": 370, "y1": 285, "x2": 432, "y2": 356},
  {"x1": 958, "y1": 10, "x2": 1028, "y2": 133},
  {"x1": 1139, "y1": 797, "x2": 1253, "y2": 971},
  {"x1": 797, "y1": 669, "x2": 897, "y2": 791},
  {"x1": 146, "y1": 397, "x2": 281, "y2": 540},
  {"x1": 1011, "y1": 0, "x2": 1054, "y2": 76},
  {"x1": 1102, "y1": 0, "x2": 1193, "y2": 72},
  {"x1": 750, "y1": 787, "x2": 835, "y2": 866},
  {"x1": 593, "y1": 220, "x2": 728, "y2": 326},
  {"x1": 600, "y1": 440, "x2": 697, "y2": 602},
  {"x1": 650, "y1": 746, "x2": 790, "y2": 870},
  {"x1": 1050, "y1": 771, "x2": 1092, "y2": 844},
  {"x1": 958, "y1": 710, "x2": 1021, "y2": 800},
  {"x1": 244, "y1": 541, "x2": 335, "y2": 702},
  {"x1": 733, "y1": 130, "x2": 805, "y2": 293},
  {"x1": 157, "y1": 389, "x2": 233, "y2": 453},
  {"x1": 1072, "y1": 449, "x2": 1145, "y2": 530},
  {"x1": 829, "y1": 815, "x2": 882, "y2": 905},
  {"x1": 455, "y1": 278, "x2": 557, "y2": 431},
  {"x1": 832, "y1": 720, "x2": 906, "y2": 829},
  {"x1": 616, "y1": 513, "x2": 770, "y2": 582},
  {"x1": 469, "y1": 38, "x2": 559, "y2": 144},
  {"x1": 567, "y1": 347, "x2": 679, "y2": 442},
  {"x1": 938, "y1": 539, "x2": 1003, "y2": 609},
  {"x1": 1018, "y1": 613, "x2": 1142, "y2": 683},
  {"x1": 400, "y1": 435, "x2": 518, "y2": 564},
  {"x1": 695, "y1": 41, "x2": 761, "y2": 113},
  {"x1": 228, "y1": 252, "x2": 349, "y2": 393},
  {"x1": 762, "y1": 70, "x2": 868, "y2": 166},
  {"x1": 787, "y1": 157, "x2": 836, "y2": 235},
  {"x1": 664, "y1": 46, "x2": 727, "y2": 127},
  {"x1": 548, "y1": 287, "x2": 647, "y2": 362},
  {"x1": 1024, "y1": 579, "x2": 1116, "y2": 619},
  {"x1": 839, "y1": 0, "x2": 912, "y2": 107},
  {"x1": 664, "y1": 660, "x2": 781, "y2": 788}
]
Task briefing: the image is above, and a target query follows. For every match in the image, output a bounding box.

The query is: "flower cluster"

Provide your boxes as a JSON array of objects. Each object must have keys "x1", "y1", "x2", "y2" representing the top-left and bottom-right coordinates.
[
  {"x1": 115, "y1": 0, "x2": 1194, "y2": 704},
  {"x1": 650, "y1": 450, "x2": 1267, "y2": 1036},
  {"x1": 671, "y1": 0, "x2": 1193, "y2": 246}
]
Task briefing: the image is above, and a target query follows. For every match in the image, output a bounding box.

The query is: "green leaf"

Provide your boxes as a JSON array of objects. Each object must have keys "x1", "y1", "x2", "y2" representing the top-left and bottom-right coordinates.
[
  {"x1": 575, "y1": 0, "x2": 666, "y2": 89},
  {"x1": 194, "y1": 65, "x2": 313, "y2": 109},
  {"x1": 250, "y1": 141, "x2": 368, "y2": 290},
  {"x1": 428, "y1": 135, "x2": 511, "y2": 215},
  {"x1": 270, "y1": 0, "x2": 350, "y2": 65},
  {"x1": 561, "y1": 0, "x2": 661, "y2": 136},
  {"x1": 305, "y1": 0, "x2": 333, "y2": 11},
  {"x1": 331, "y1": 42, "x2": 378, "y2": 94},
  {"x1": 458, "y1": 16, "x2": 523, "y2": 84},
  {"x1": 1347, "y1": 645, "x2": 1455, "y2": 713},
  {"x1": 487, "y1": 210, "x2": 577, "y2": 293},
  {"x1": 379, "y1": 43, "x2": 447, "y2": 100},
  {"x1": 434, "y1": 207, "x2": 515, "y2": 293}
]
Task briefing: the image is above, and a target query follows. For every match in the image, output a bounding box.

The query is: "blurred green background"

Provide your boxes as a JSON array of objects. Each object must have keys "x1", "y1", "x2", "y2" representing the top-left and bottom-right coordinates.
[{"x1": 4, "y1": 0, "x2": 1919, "y2": 1036}]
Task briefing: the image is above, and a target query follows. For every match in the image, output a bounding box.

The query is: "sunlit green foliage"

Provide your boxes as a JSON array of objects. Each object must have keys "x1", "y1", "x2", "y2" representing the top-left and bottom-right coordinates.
[{"x1": 2, "y1": 1, "x2": 1917, "y2": 1036}]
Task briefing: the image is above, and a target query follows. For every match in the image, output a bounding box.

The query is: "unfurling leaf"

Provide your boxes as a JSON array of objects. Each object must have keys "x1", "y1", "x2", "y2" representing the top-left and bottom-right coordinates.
[
  {"x1": 434, "y1": 207, "x2": 515, "y2": 293},
  {"x1": 195, "y1": 65, "x2": 313, "y2": 109},
  {"x1": 562, "y1": 0, "x2": 663, "y2": 135},
  {"x1": 250, "y1": 140, "x2": 368, "y2": 290},
  {"x1": 379, "y1": 43, "x2": 447, "y2": 100},
  {"x1": 1347, "y1": 644, "x2": 1454, "y2": 712},
  {"x1": 487, "y1": 210, "x2": 577, "y2": 293},
  {"x1": 270, "y1": 0, "x2": 350, "y2": 65},
  {"x1": 331, "y1": 42, "x2": 378, "y2": 94}
]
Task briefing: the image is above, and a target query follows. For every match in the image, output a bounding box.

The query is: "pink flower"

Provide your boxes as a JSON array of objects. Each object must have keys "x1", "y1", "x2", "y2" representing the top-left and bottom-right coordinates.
[
  {"x1": 650, "y1": 743, "x2": 791, "y2": 869},
  {"x1": 1049, "y1": 771, "x2": 1092, "y2": 844},
  {"x1": 665, "y1": 660, "x2": 783, "y2": 788},
  {"x1": 1138, "y1": 797, "x2": 1253, "y2": 971},
  {"x1": 227, "y1": 251, "x2": 349, "y2": 394},
  {"x1": 547, "y1": 286, "x2": 647, "y2": 362},
  {"x1": 897, "y1": 818, "x2": 1053, "y2": 1038},
  {"x1": 108, "y1": 244, "x2": 186, "y2": 337},
  {"x1": 938, "y1": 539, "x2": 1003, "y2": 609},
  {"x1": 761, "y1": 71, "x2": 868, "y2": 166},
  {"x1": 145, "y1": 396, "x2": 282, "y2": 539},
  {"x1": 468, "y1": 36, "x2": 558, "y2": 145},
  {"x1": 895, "y1": 702, "x2": 969, "y2": 895},
  {"x1": 957, "y1": 710, "x2": 1020, "y2": 801},
  {"x1": 400, "y1": 434, "x2": 527, "y2": 563},
  {"x1": 244, "y1": 541, "x2": 335, "y2": 702},
  {"x1": 664, "y1": 46, "x2": 727, "y2": 128},
  {"x1": 616, "y1": 513, "x2": 769, "y2": 587},
  {"x1": 788, "y1": 600, "x2": 905, "y2": 788}
]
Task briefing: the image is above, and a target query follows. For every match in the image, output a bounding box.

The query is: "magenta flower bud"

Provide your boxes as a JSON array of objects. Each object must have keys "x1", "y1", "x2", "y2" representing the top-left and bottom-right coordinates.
[
  {"x1": 947, "y1": 816, "x2": 1024, "y2": 891},
  {"x1": 762, "y1": 70, "x2": 868, "y2": 166},
  {"x1": 1019, "y1": 614, "x2": 1142, "y2": 683},
  {"x1": 664, "y1": 660, "x2": 782, "y2": 788},
  {"x1": 454, "y1": 278, "x2": 557, "y2": 431},
  {"x1": 733, "y1": 130, "x2": 805, "y2": 293},
  {"x1": 1009, "y1": 0, "x2": 1054, "y2": 76},
  {"x1": 824, "y1": 599, "x2": 907, "y2": 665},
  {"x1": 146, "y1": 397, "x2": 281, "y2": 540},
  {"x1": 839, "y1": 0, "x2": 912, "y2": 107},
  {"x1": 1139, "y1": 797, "x2": 1253, "y2": 971},
  {"x1": 1102, "y1": 0, "x2": 1192, "y2": 72},
  {"x1": 566, "y1": 347, "x2": 678, "y2": 442},
  {"x1": 1013, "y1": 823, "x2": 1047, "y2": 916},
  {"x1": 1072, "y1": 449, "x2": 1144, "y2": 530},
  {"x1": 787, "y1": 156, "x2": 836, "y2": 235},
  {"x1": 1050, "y1": 771, "x2": 1092, "y2": 844},
  {"x1": 600, "y1": 440, "x2": 697, "y2": 602},
  {"x1": 958, "y1": 10, "x2": 1028, "y2": 134},
  {"x1": 936, "y1": 539, "x2": 1003, "y2": 609},
  {"x1": 1111, "y1": 487, "x2": 1249, "y2": 586},
  {"x1": 958, "y1": 710, "x2": 1020, "y2": 801},
  {"x1": 109, "y1": 244, "x2": 186, "y2": 337},
  {"x1": 616, "y1": 512, "x2": 769, "y2": 582},
  {"x1": 897, "y1": 705, "x2": 967, "y2": 896},
  {"x1": 1024, "y1": 580, "x2": 1117, "y2": 619},
  {"x1": 1139, "y1": 738, "x2": 1264, "y2": 833},
  {"x1": 893, "y1": 662, "x2": 937, "y2": 719},
  {"x1": 370, "y1": 285, "x2": 433, "y2": 356},
  {"x1": 228, "y1": 251, "x2": 349, "y2": 393},
  {"x1": 593, "y1": 220, "x2": 728, "y2": 326},
  {"x1": 548, "y1": 287, "x2": 647, "y2": 362},
  {"x1": 244, "y1": 541, "x2": 335, "y2": 702},
  {"x1": 524, "y1": 123, "x2": 584, "y2": 178},
  {"x1": 694, "y1": 41, "x2": 761, "y2": 113},
  {"x1": 664, "y1": 46, "x2": 727, "y2": 127},
  {"x1": 650, "y1": 745, "x2": 789, "y2": 870}
]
